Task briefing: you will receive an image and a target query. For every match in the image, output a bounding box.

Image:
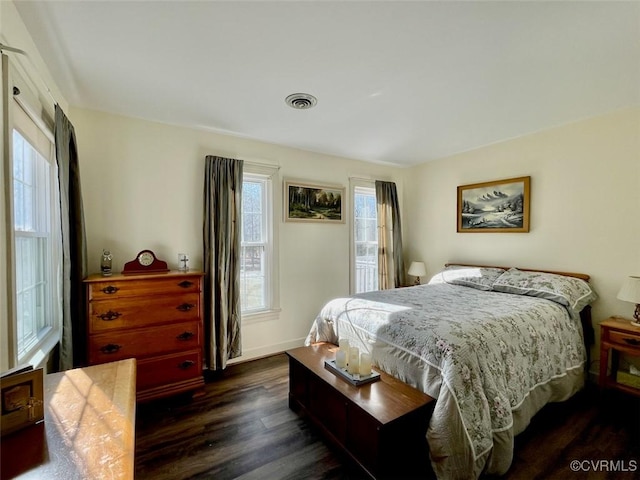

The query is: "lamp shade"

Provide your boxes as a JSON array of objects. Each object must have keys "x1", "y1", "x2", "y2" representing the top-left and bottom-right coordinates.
[
  {"x1": 617, "y1": 276, "x2": 640, "y2": 304},
  {"x1": 408, "y1": 262, "x2": 427, "y2": 277}
]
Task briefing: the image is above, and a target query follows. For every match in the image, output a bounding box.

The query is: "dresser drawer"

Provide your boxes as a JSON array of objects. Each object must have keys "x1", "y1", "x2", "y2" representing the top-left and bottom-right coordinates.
[
  {"x1": 609, "y1": 331, "x2": 640, "y2": 349},
  {"x1": 88, "y1": 275, "x2": 201, "y2": 300},
  {"x1": 89, "y1": 293, "x2": 200, "y2": 333},
  {"x1": 137, "y1": 350, "x2": 202, "y2": 390},
  {"x1": 89, "y1": 321, "x2": 201, "y2": 364}
]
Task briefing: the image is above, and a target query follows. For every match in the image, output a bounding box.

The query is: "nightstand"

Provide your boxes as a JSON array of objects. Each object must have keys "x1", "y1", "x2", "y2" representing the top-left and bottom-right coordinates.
[{"x1": 599, "y1": 317, "x2": 640, "y2": 397}]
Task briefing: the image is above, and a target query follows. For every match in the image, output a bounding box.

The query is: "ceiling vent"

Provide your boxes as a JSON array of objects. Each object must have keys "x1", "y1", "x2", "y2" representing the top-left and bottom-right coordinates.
[{"x1": 285, "y1": 93, "x2": 317, "y2": 109}]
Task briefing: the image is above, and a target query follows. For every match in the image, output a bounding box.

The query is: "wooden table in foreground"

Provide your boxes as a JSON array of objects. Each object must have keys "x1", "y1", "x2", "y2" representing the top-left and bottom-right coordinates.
[
  {"x1": 1, "y1": 359, "x2": 136, "y2": 479},
  {"x1": 286, "y1": 343, "x2": 435, "y2": 479}
]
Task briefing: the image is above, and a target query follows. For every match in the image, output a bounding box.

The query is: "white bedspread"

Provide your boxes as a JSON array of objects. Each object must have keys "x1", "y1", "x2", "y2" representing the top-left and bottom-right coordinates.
[{"x1": 306, "y1": 283, "x2": 586, "y2": 479}]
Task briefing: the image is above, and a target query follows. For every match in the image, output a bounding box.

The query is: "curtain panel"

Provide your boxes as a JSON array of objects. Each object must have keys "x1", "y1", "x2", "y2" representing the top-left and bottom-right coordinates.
[
  {"x1": 55, "y1": 105, "x2": 88, "y2": 370},
  {"x1": 375, "y1": 180, "x2": 405, "y2": 289},
  {"x1": 203, "y1": 156, "x2": 243, "y2": 370}
]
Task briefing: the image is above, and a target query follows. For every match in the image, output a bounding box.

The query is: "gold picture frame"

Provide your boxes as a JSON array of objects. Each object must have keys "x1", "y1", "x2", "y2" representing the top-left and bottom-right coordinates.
[
  {"x1": 1, "y1": 367, "x2": 44, "y2": 436},
  {"x1": 457, "y1": 176, "x2": 530, "y2": 233},
  {"x1": 284, "y1": 179, "x2": 345, "y2": 223}
]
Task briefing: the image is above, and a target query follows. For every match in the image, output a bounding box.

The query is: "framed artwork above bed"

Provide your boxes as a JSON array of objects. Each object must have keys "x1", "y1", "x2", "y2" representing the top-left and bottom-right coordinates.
[{"x1": 457, "y1": 176, "x2": 530, "y2": 233}]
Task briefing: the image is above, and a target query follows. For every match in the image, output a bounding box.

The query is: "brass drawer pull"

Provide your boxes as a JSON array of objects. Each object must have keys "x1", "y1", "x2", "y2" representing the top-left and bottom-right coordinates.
[
  {"x1": 176, "y1": 331, "x2": 195, "y2": 341},
  {"x1": 97, "y1": 310, "x2": 122, "y2": 321},
  {"x1": 101, "y1": 285, "x2": 119, "y2": 294},
  {"x1": 176, "y1": 303, "x2": 195, "y2": 312},
  {"x1": 99, "y1": 343, "x2": 122, "y2": 354},
  {"x1": 623, "y1": 338, "x2": 640, "y2": 346},
  {"x1": 178, "y1": 360, "x2": 195, "y2": 370},
  {"x1": 178, "y1": 280, "x2": 194, "y2": 289}
]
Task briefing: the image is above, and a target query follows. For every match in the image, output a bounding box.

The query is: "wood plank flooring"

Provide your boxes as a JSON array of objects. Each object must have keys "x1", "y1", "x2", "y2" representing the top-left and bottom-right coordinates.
[{"x1": 136, "y1": 354, "x2": 639, "y2": 480}]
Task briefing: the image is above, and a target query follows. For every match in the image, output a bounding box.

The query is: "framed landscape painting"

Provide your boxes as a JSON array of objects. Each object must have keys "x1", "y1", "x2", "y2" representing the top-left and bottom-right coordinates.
[
  {"x1": 284, "y1": 180, "x2": 345, "y2": 223},
  {"x1": 457, "y1": 176, "x2": 530, "y2": 233}
]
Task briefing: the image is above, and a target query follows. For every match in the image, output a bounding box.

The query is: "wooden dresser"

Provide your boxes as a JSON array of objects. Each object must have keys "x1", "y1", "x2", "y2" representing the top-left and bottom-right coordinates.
[{"x1": 84, "y1": 271, "x2": 205, "y2": 402}]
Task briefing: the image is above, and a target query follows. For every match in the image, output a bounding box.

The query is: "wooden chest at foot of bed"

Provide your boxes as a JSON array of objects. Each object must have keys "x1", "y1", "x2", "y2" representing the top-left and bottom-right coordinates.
[{"x1": 286, "y1": 343, "x2": 435, "y2": 479}]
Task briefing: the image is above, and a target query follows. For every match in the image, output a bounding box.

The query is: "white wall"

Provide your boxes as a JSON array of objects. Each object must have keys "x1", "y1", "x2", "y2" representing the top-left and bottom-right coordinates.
[
  {"x1": 402, "y1": 107, "x2": 640, "y2": 370},
  {"x1": 70, "y1": 108, "x2": 402, "y2": 361}
]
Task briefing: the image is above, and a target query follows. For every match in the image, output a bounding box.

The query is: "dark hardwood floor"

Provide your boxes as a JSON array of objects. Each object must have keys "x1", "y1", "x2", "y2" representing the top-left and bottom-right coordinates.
[{"x1": 136, "y1": 354, "x2": 639, "y2": 480}]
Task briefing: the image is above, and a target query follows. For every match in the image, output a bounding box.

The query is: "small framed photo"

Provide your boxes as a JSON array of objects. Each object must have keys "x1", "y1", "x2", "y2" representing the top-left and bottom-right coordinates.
[
  {"x1": 284, "y1": 179, "x2": 345, "y2": 223},
  {"x1": 457, "y1": 176, "x2": 530, "y2": 233},
  {"x1": 1, "y1": 368, "x2": 44, "y2": 436}
]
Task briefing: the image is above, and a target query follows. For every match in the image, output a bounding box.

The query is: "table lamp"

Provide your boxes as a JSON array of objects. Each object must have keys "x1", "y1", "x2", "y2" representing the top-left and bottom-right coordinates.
[
  {"x1": 408, "y1": 261, "x2": 427, "y2": 286},
  {"x1": 617, "y1": 275, "x2": 640, "y2": 326}
]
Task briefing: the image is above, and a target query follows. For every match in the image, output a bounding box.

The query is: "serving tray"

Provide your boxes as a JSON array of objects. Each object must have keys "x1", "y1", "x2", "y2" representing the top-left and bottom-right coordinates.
[{"x1": 324, "y1": 359, "x2": 381, "y2": 386}]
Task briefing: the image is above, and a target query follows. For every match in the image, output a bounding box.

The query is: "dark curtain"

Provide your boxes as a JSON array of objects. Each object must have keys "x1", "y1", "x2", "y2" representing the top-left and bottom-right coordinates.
[
  {"x1": 375, "y1": 180, "x2": 405, "y2": 289},
  {"x1": 203, "y1": 156, "x2": 243, "y2": 370},
  {"x1": 55, "y1": 105, "x2": 87, "y2": 370}
]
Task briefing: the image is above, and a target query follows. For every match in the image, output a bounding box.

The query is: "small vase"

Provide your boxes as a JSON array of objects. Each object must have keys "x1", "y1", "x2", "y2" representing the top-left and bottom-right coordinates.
[{"x1": 101, "y1": 250, "x2": 112, "y2": 276}]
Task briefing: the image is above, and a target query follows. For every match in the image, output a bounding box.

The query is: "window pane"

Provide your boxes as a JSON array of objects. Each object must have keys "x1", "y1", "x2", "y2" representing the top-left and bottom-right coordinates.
[
  {"x1": 12, "y1": 128, "x2": 58, "y2": 363},
  {"x1": 240, "y1": 176, "x2": 270, "y2": 314},
  {"x1": 13, "y1": 130, "x2": 24, "y2": 180},
  {"x1": 355, "y1": 218, "x2": 364, "y2": 243},
  {"x1": 365, "y1": 194, "x2": 377, "y2": 218},
  {"x1": 354, "y1": 188, "x2": 378, "y2": 293},
  {"x1": 240, "y1": 245, "x2": 266, "y2": 311},
  {"x1": 243, "y1": 182, "x2": 262, "y2": 212},
  {"x1": 243, "y1": 213, "x2": 262, "y2": 243},
  {"x1": 354, "y1": 194, "x2": 364, "y2": 218},
  {"x1": 365, "y1": 219, "x2": 377, "y2": 242},
  {"x1": 13, "y1": 131, "x2": 45, "y2": 233},
  {"x1": 15, "y1": 236, "x2": 48, "y2": 357},
  {"x1": 242, "y1": 181, "x2": 263, "y2": 243}
]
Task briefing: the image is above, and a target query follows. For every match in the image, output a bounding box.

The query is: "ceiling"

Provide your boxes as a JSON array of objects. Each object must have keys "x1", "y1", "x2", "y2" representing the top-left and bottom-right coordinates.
[{"x1": 13, "y1": 1, "x2": 640, "y2": 167}]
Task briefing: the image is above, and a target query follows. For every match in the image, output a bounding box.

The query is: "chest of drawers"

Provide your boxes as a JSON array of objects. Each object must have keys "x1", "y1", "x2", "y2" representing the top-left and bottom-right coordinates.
[{"x1": 84, "y1": 271, "x2": 205, "y2": 402}]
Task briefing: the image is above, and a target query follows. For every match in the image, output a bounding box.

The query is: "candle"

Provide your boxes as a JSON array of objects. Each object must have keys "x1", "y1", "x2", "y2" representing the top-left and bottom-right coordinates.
[
  {"x1": 359, "y1": 353, "x2": 372, "y2": 376},
  {"x1": 339, "y1": 338, "x2": 350, "y2": 351},
  {"x1": 335, "y1": 349, "x2": 347, "y2": 369},
  {"x1": 348, "y1": 347, "x2": 360, "y2": 375}
]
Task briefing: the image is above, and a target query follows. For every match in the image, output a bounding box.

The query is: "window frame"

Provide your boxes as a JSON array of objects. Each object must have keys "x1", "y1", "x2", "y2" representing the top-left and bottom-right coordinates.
[
  {"x1": 240, "y1": 164, "x2": 280, "y2": 323},
  {"x1": 350, "y1": 179, "x2": 378, "y2": 294},
  {"x1": 6, "y1": 96, "x2": 62, "y2": 369}
]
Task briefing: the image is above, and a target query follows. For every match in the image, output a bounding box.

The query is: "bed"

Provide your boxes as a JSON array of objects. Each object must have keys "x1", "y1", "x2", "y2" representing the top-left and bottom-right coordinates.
[{"x1": 305, "y1": 264, "x2": 597, "y2": 479}]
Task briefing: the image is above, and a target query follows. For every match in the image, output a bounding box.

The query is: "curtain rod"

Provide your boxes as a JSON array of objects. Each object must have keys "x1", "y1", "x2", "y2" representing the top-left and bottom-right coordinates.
[
  {"x1": 0, "y1": 43, "x2": 26, "y2": 55},
  {"x1": 0, "y1": 42, "x2": 57, "y2": 106}
]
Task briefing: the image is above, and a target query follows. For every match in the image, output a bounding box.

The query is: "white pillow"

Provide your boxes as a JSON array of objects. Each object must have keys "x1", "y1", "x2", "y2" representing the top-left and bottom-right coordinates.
[{"x1": 428, "y1": 265, "x2": 506, "y2": 291}]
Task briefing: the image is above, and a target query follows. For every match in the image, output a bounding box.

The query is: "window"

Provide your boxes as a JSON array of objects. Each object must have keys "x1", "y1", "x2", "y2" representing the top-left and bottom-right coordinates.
[
  {"x1": 353, "y1": 185, "x2": 378, "y2": 293},
  {"x1": 240, "y1": 175, "x2": 268, "y2": 312},
  {"x1": 10, "y1": 101, "x2": 62, "y2": 365},
  {"x1": 240, "y1": 168, "x2": 278, "y2": 319}
]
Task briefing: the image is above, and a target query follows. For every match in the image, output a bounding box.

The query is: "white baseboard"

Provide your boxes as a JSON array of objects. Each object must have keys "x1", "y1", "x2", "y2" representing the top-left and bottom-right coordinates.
[{"x1": 227, "y1": 337, "x2": 307, "y2": 365}]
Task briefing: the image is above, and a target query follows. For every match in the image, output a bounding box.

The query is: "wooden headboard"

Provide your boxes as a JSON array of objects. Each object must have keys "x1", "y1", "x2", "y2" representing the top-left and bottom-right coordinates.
[{"x1": 445, "y1": 263, "x2": 594, "y2": 370}]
